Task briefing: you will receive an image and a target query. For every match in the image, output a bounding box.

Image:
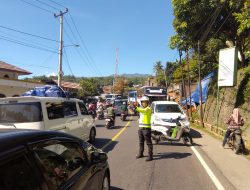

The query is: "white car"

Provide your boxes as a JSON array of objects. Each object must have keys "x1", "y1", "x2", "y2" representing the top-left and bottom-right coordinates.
[
  {"x1": 151, "y1": 101, "x2": 190, "y2": 128},
  {"x1": 0, "y1": 96, "x2": 96, "y2": 142}
]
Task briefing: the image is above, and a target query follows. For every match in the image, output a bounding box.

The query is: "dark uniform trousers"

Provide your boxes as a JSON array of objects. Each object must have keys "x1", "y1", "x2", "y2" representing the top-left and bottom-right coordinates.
[{"x1": 138, "y1": 128, "x2": 153, "y2": 157}]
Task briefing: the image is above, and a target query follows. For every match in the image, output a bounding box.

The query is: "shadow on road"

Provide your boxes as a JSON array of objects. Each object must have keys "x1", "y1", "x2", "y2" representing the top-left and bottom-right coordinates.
[
  {"x1": 103, "y1": 141, "x2": 119, "y2": 153},
  {"x1": 154, "y1": 152, "x2": 192, "y2": 160},
  {"x1": 190, "y1": 128, "x2": 202, "y2": 138},
  {"x1": 91, "y1": 138, "x2": 119, "y2": 153},
  {"x1": 110, "y1": 187, "x2": 124, "y2": 190},
  {"x1": 96, "y1": 124, "x2": 105, "y2": 128},
  {"x1": 91, "y1": 138, "x2": 111, "y2": 148}
]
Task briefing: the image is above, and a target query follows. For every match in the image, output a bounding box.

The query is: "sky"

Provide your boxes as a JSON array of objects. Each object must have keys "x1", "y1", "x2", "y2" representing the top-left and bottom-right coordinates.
[{"x1": 0, "y1": 0, "x2": 178, "y2": 78}]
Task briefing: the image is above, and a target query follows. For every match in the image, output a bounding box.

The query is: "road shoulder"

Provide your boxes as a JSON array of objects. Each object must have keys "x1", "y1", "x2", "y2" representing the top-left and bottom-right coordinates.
[{"x1": 192, "y1": 127, "x2": 250, "y2": 190}]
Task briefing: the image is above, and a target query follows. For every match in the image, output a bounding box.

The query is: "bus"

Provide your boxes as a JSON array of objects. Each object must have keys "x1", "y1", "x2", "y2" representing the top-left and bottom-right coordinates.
[
  {"x1": 137, "y1": 86, "x2": 167, "y2": 103},
  {"x1": 128, "y1": 91, "x2": 137, "y2": 102}
]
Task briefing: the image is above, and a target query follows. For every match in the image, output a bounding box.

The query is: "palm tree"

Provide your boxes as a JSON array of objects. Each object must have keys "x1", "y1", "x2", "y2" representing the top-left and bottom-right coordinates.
[{"x1": 153, "y1": 61, "x2": 163, "y2": 76}]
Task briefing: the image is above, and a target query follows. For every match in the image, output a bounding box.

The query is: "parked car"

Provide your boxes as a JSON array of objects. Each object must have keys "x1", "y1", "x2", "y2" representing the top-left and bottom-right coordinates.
[
  {"x1": 0, "y1": 96, "x2": 96, "y2": 142},
  {"x1": 113, "y1": 99, "x2": 128, "y2": 116},
  {"x1": 151, "y1": 101, "x2": 190, "y2": 127},
  {"x1": 0, "y1": 129, "x2": 110, "y2": 190}
]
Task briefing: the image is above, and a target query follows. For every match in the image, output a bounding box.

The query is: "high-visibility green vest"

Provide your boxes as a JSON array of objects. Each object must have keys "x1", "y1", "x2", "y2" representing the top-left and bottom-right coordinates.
[{"x1": 136, "y1": 106, "x2": 152, "y2": 128}]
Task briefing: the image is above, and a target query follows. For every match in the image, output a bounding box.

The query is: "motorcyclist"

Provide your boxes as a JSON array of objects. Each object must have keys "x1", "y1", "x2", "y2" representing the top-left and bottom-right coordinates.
[
  {"x1": 97, "y1": 98, "x2": 104, "y2": 110},
  {"x1": 222, "y1": 108, "x2": 244, "y2": 151},
  {"x1": 121, "y1": 101, "x2": 128, "y2": 115},
  {"x1": 106, "y1": 103, "x2": 115, "y2": 127},
  {"x1": 134, "y1": 96, "x2": 153, "y2": 161}
]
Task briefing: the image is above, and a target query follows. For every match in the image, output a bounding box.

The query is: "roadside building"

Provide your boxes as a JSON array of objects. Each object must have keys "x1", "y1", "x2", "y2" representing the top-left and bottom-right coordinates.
[{"x1": 0, "y1": 61, "x2": 44, "y2": 97}]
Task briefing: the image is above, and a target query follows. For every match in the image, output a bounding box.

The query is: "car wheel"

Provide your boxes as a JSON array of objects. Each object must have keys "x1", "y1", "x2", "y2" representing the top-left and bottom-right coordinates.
[
  {"x1": 89, "y1": 128, "x2": 96, "y2": 143},
  {"x1": 102, "y1": 173, "x2": 110, "y2": 190}
]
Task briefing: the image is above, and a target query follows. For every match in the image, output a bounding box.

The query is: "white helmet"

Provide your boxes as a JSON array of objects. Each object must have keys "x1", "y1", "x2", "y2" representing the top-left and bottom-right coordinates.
[{"x1": 140, "y1": 96, "x2": 149, "y2": 102}]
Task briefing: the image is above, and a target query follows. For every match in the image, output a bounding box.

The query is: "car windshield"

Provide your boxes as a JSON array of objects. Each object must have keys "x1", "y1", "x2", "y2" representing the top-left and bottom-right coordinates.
[
  {"x1": 106, "y1": 95, "x2": 113, "y2": 99},
  {"x1": 114, "y1": 100, "x2": 126, "y2": 106},
  {"x1": 155, "y1": 104, "x2": 182, "y2": 113},
  {"x1": 0, "y1": 102, "x2": 43, "y2": 123}
]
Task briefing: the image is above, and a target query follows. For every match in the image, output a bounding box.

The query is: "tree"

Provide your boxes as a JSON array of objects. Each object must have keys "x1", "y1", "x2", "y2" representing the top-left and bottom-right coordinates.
[
  {"x1": 113, "y1": 78, "x2": 127, "y2": 95},
  {"x1": 171, "y1": 0, "x2": 250, "y2": 67},
  {"x1": 153, "y1": 61, "x2": 166, "y2": 86},
  {"x1": 165, "y1": 61, "x2": 178, "y2": 86},
  {"x1": 79, "y1": 78, "x2": 99, "y2": 97}
]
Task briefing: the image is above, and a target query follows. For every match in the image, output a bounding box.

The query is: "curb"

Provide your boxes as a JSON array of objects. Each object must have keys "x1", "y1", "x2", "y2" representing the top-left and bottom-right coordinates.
[{"x1": 192, "y1": 120, "x2": 250, "y2": 148}]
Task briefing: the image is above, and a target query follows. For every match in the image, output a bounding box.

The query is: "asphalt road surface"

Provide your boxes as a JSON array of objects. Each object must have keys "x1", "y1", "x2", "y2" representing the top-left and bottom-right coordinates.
[{"x1": 92, "y1": 115, "x2": 235, "y2": 190}]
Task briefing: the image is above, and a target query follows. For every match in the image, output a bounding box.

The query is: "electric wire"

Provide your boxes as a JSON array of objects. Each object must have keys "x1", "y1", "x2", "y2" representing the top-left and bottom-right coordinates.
[
  {"x1": 63, "y1": 28, "x2": 96, "y2": 75},
  {"x1": 33, "y1": 0, "x2": 60, "y2": 11},
  {"x1": 0, "y1": 30, "x2": 57, "y2": 51},
  {"x1": 0, "y1": 35, "x2": 58, "y2": 54},
  {"x1": 63, "y1": 48, "x2": 75, "y2": 76},
  {"x1": 48, "y1": 0, "x2": 67, "y2": 9},
  {"x1": 64, "y1": 20, "x2": 98, "y2": 75},
  {"x1": 20, "y1": 0, "x2": 53, "y2": 14},
  {"x1": 0, "y1": 25, "x2": 59, "y2": 43},
  {"x1": 68, "y1": 13, "x2": 103, "y2": 76}
]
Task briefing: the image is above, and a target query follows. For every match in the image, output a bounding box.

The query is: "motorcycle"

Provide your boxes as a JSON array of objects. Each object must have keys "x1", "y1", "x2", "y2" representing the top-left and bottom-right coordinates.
[
  {"x1": 120, "y1": 111, "x2": 127, "y2": 121},
  {"x1": 105, "y1": 115, "x2": 115, "y2": 129},
  {"x1": 151, "y1": 117, "x2": 193, "y2": 145},
  {"x1": 227, "y1": 129, "x2": 245, "y2": 154}
]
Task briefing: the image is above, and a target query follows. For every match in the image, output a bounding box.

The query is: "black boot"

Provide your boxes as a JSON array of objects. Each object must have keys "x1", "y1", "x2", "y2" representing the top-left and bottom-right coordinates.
[
  {"x1": 146, "y1": 155, "x2": 153, "y2": 162},
  {"x1": 136, "y1": 153, "x2": 144, "y2": 159}
]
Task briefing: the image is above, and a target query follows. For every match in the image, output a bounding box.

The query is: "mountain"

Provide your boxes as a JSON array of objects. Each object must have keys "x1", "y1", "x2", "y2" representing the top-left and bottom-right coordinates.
[{"x1": 120, "y1": 73, "x2": 150, "y2": 78}]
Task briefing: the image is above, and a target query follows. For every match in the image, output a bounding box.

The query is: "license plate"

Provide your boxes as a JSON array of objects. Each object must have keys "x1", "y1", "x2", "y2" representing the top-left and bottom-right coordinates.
[{"x1": 105, "y1": 119, "x2": 111, "y2": 121}]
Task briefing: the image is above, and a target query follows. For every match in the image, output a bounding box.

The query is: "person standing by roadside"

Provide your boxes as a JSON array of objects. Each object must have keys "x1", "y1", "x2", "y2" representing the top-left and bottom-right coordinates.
[{"x1": 134, "y1": 96, "x2": 153, "y2": 161}]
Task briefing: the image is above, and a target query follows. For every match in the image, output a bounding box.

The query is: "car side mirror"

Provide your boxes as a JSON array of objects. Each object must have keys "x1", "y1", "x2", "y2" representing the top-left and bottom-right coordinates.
[
  {"x1": 91, "y1": 151, "x2": 108, "y2": 164},
  {"x1": 67, "y1": 157, "x2": 83, "y2": 171}
]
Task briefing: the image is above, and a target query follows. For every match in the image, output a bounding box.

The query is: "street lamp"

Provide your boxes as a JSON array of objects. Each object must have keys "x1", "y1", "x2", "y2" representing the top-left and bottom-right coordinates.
[{"x1": 63, "y1": 44, "x2": 79, "y2": 48}]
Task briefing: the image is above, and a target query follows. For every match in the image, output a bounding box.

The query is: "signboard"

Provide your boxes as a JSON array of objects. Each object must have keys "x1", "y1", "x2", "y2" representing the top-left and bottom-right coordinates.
[{"x1": 218, "y1": 47, "x2": 238, "y2": 87}]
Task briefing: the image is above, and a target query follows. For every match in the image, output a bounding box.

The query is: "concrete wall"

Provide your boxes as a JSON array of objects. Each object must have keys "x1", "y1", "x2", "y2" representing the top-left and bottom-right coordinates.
[
  {"x1": 0, "y1": 78, "x2": 44, "y2": 97},
  {"x1": 0, "y1": 71, "x2": 18, "y2": 79}
]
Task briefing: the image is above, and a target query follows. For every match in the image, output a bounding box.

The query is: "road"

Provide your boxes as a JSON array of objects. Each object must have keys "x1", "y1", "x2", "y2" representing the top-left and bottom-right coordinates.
[{"x1": 92, "y1": 115, "x2": 235, "y2": 190}]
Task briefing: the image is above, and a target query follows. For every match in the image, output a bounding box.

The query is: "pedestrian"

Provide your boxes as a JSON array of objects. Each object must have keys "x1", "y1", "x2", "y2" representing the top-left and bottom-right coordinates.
[
  {"x1": 134, "y1": 96, "x2": 153, "y2": 161},
  {"x1": 222, "y1": 108, "x2": 244, "y2": 148}
]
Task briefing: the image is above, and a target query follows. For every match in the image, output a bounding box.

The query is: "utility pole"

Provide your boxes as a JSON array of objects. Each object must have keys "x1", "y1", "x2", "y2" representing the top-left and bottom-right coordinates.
[
  {"x1": 54, "y1": 9, "x2": 68, "y2": 87},
  {"x1": 198, "y1": 41, "x2": 204, "y2": 127},
  {"x1": 186, "y1": 48, "x2": 192, "y2": 119},
  {"x1": 179, "y1": 49, "x2": 185, "y2": 100}
]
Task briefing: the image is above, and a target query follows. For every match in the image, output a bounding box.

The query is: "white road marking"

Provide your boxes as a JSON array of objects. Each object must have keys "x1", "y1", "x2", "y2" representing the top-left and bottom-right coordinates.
[{"x1": 191, "y1": 146, "x2": 225, "y2": 190}]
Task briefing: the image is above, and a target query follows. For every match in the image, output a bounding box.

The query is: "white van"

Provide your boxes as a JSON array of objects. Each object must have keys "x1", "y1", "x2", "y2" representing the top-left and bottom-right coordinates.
[{"x1": 0, "y1": 96, "x2": 96, "y2": 142}]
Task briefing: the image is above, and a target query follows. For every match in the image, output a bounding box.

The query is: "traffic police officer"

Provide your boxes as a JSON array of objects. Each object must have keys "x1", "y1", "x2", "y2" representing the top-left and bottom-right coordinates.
[{"x1": 135, "y1": 96, "x2": 153, "y2": 161}]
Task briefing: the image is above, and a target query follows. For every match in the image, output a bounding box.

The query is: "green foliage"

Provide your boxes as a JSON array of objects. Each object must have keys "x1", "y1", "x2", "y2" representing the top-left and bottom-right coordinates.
[
  {"x1": 171, "y1": 0, "x2": 250, "y2": 69},
  {"x1": 153, "y1": 61, "x2": 166, "y2": 86},
  {"x1": 79, "y1": 78, "x2": 99, "y2": 97}
]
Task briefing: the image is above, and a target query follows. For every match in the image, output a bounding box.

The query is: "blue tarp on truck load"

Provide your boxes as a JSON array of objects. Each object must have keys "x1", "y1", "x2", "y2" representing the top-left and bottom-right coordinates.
[
  {"x1": 181, "y1": 72, "x2": 214, "y2": 106},
  {"x1": 22, "y1": 85, "x2": 67, "y2": 98}
]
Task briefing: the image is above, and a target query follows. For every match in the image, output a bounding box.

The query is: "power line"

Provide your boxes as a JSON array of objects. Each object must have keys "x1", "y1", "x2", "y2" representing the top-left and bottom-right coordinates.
[
  {"x1": 33, "y1": 0, "x2": 60, "y2": 11},
  {"x1": 0, "y1": 30, "x2": 57, "y2": 50},
  {"x1": 0, "y1": 35, "x2": 58, "y2": 53},
  {"x1": 63, "y1": 48, "x2": 74, "y2": 76},
  {"x1": 48, "y1": 0, "x2": 67, "y2": 9},
  {"x1": 64, "y1": 21, "x2": 98, "y2": 75},
  {"x1": 20, "y1": 0, "x2": 53, "y2": 14},
  {"x1": 0, "y1": 25, "x2": 59, "y2": 42},
  {"x1": 68, "y1": 13, "x2": 103, "y2": 76}
]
